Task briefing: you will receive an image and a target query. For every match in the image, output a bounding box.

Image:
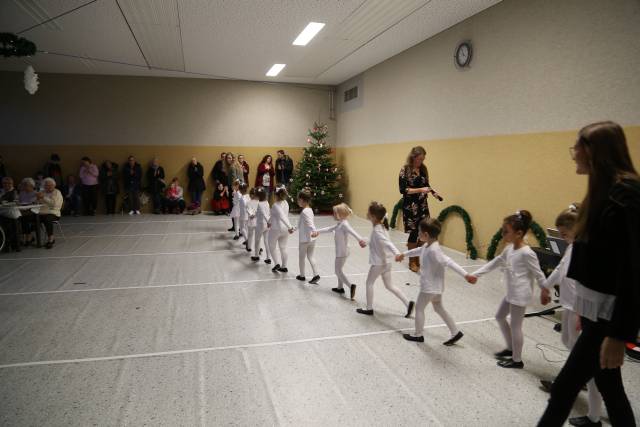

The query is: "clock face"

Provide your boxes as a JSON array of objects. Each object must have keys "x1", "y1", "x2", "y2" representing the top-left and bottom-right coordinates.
[{"x1": 455, "y1": 41, "x2": 472, "y2": 68}]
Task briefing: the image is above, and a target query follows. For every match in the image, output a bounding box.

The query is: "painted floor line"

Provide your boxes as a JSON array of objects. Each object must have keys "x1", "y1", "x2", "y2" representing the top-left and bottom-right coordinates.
[{"x1": 0, "y1": 316, "x2": 497, "y2": 369}]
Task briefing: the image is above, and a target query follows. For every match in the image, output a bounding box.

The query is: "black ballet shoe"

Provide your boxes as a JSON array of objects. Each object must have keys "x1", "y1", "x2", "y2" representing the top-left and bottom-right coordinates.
[
  {"x1": 539, "y1": 379, "x2": 553, "y2": 393},
  {"x1": 296, "y1": 275, "x2": 306, "y2": 281},
  {"x1": 497, "y1": 359, "x2": 524, "y2": 369},
  {"x1": 233, "y1": 235, "x2": 240, "y2": 240},
  {"x1": 251, "y1": 256, "x2": 259, "y2": 262},
  {"x1": 331, "y1": 287, "x2": 345, "y2": 294},
  {"x1": 494, "y1": 349, "x2": 513, "y2": 359},
  {"x1": 568, "y1": 416, "x2": 602, "y2": 427},
  {"x1": 259, "y1": 248, "x2": 263, "y2": 254},
  {"x1": 278, "y1": 267, "x2": 288, "y2": 273},
  {"x1": 45, "y1": 240, "x2": 55, "y2": 249},
  {"x1": 443, "y1": 331, "x2": 464, "y2": 346},
  {"x1": 264, "y1": 259, "x2": 271, "y2": 264},
  {"x1": 356, "y1": 308, "x2": 374, "y2": 316},
  {"x1": 246, "y1": 247, "x2": 252, "y2": 252},
  {"x1": 403, "y1": 334, "x2": 424, "y2": 342},
  {"x1": 308, "y1": 275, "x2": 320, "y2": 284},
  {"x1": 227, "y1": 226, "x2": 235, "y2": 232},
  {"x1": 272, "y1": 264, "x2": 280, "y2": 273},
  {"x1": 242, "y1": 241, "x2": 247, "y2": 246},
  {"x1": 350, "y1": 284, "x2": 356, "y2": 300},
  {"x1": 405, "y1": 300, "x2": 415, "y2": 318}
]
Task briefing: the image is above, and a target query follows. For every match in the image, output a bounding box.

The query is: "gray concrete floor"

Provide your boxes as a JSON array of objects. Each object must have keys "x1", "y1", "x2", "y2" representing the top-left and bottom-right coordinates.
[{"x1": 0, "y1": 214, "x2": 638, "y2": 426}]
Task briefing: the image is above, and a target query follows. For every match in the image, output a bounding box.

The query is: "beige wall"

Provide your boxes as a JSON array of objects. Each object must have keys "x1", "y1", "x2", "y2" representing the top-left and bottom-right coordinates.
[
  {"x1": 336, "y1": 0, "x2": 640, "y2": 256},
  {"x1": 0, "y1": 71, "x2": 335, "y2": 147}
]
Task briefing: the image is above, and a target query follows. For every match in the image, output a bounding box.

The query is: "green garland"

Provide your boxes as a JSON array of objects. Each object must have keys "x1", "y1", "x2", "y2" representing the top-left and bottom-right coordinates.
[
  {"x1": 437, "y1": 205, "x2": 478, "y2": 260},
  {"x1": 390, "y1": 199, "x2": 403, "y2": 229},
  {"x1": 486, "y1": 221, "x2": 549, "y2": 260}
]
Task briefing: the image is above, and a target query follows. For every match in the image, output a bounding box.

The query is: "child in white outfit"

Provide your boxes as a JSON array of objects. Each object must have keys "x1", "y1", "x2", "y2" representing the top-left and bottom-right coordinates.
[
  {"x1": 251, "y1": 187, "x2": 271, "y2": 264},
  {"x1": 268, "y1": 187, "x2": 295, "y2": 273},
  {"x1": 356, "y1": 202, "x2": 414, "y2": 318},
  {"x1": 296, "y1": 190, "x2": 320, "y2": 284},
  {"x1": 313, "y1": 202, "x2": 366, "y2": 300},
  {"x1": 230, "y1": 180, "x2": 242, "y2": 239},
  {"x1": 237, "y1": 183, "x2": 249, "y2": 245},
  {"x1": 470, "y1": 210, "x2": 547, "y2": 369},
  {"x1": 245, "y1": 189, "x2": 259, "y2": 254},
  {"x1": 398, "y1": 218, "x2": 476, "y2": 344},
  {"x1": 539, "y1": 204, "x2": 602, "y2": 424}
]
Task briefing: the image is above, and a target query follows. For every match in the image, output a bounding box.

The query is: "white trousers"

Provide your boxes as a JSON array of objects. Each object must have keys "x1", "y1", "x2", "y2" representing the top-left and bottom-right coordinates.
[
  {"x1": 365, "y1": 264, "x2": 409, "y2": 310},
  {"x1": 334, "y1": 256, "x2": 351, "y2": 288},
  {"x1": 298, "y1": 241, "x2": 318, "y2": 277},
  {"x1": 254, "y1": 226, "x2": 271, "y2": 260},
  {"x1": 268, "y1": 228, "x2": 289, "y2": 267},
  {"x1": 414, "y1": 292, "x2": 458, "y2": 338},
  {"x1": 495, "y1": 298, "x2": 526, "y2": 363},
  {"x1": 246, "y1": 226, "x2": 255, "y2": 252}
]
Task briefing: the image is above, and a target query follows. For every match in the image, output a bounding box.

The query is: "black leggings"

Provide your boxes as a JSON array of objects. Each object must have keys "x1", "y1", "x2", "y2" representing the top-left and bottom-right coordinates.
[
  {"x1": 407, "y1": 228, "x2": 420, "y2": 244},
  {"x1": 39, "y1": 214, "x2": 60, "y2": 238},
  {"x1": 538, "y1": 317, "x2": 635, "y2": 426}
]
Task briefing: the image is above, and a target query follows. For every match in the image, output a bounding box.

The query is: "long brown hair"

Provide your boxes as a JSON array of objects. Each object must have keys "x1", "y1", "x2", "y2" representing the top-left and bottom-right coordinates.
[
  {"x1": 403, "y1": 146, "x2": 429, "y2": 182},
  {"x1": 575, "y1": 121, "x2": 638, "y2": 238}
]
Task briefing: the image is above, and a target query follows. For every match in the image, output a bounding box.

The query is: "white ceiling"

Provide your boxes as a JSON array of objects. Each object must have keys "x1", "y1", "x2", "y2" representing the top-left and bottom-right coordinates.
[{"x1": 0, "y1": 0, "x2": 502, "y2": 85}]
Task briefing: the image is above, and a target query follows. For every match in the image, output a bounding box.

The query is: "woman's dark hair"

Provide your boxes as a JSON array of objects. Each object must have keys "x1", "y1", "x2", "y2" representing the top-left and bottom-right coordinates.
[
  {"x1": 81, "y1": 156, "x2": 91, "y2": 162},
  {"x1": 261, "y1": 155, "x2": 272, "y2": 164},
  {"x1": 239, "y1": 182, "x2": 248, "y2": 194},
  {"x1": 574, "y1": 121, "x2": 638, "y2": 239},
  {"x1": 275, "y1": 187, "x2": 288, "y2": 201},
  {"x1": 368, "y1": 201, "x2": 389, "y2": 230},
  {"x1": 297, "y1": 190, "x2": 312, "y2": 203},
  {"x1": 249, "y1": 188, "x2": 256, "y2": 197},
  {"x1": 256, "y1": 187, "x2": 266, "y2": 202},
  {"x1": 555, "y1": 203, "x2": 580, "y2": 229},
  {"x1": 504, "y1": 210, "x2": 533, "y2": 236},
  {"x1": 419, "y1": 218, "x2": 442, "y2": 239},
  {"x1": 403, "y1": 146, "x2": 429, "y2": 183}
]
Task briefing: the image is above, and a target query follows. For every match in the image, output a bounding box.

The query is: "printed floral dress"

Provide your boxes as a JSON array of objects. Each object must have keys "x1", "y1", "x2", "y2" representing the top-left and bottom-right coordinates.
[{"x1": 398, "y1": 167, "x2": 430, "y2": 233}]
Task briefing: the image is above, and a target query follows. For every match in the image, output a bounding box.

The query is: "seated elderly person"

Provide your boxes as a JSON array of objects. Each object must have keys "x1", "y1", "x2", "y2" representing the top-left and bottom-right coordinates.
[
  {"x1": 162, "y1": 177, "x2": 186, "y2": 214},
  {"x1": 36, "y1": 177, "x2": 63, "y2": 249},
  {"x1": 18, "y1": 178, "x2": 38, "y2": 246},
  {"x1": 0, "y1": 177, "x2": 20, "y2": 251}
]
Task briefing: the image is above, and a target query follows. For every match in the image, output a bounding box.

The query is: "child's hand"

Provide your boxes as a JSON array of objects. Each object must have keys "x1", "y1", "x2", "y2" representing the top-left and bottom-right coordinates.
[
  {"x1": 267, "y1": 223, "x2": 271, "y2": 228},
  {"x1": 465, "y1": 275, "x2": 477, "y2": 285},
  {"x1": 311, "y1": 231, "x2": 319, "y2": 238},
  {"x1": 540, "y1": 288, "x2": 551, "y2": 305},
  {"x1": 288, "y1": 228, "x2": 295, "y2": 234},
  {"x1": 359, "y1": 239, "x2": 367, "y2": 248},
  {"x1": 395, "y1": 254, "x2": 404, "y2": 262}
]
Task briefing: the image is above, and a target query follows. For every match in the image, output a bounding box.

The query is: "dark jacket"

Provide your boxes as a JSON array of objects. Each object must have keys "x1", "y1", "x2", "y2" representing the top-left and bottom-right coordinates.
[
  {"x1": 188, "y1": 162, "x2": 206, "y2": 192},
  {"x1": 100, "y1": 163, "x2": 120, "y2": 195},
  {"x1": 146, "y1": 166, "x2": 166, "y2": 194},
  {"x1": 122, "y1": 162, "x2": 142, "y2": 191},
  {"x1": 211, "y1": 160, "x2": 226, "y2": 186},
  {"x1": 276, "y1": 156, "x2": 293, "y2": 185},
  {"x1": 0, "y1": 188, "x2": 17, "y2": 203},
  {"x1": 568, "y1": 178, "x2": 640, "y2": 342}
]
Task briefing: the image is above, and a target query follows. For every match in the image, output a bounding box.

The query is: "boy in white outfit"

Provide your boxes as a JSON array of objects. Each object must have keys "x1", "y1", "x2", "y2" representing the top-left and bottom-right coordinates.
[{"x1": 296, "y1": 190, "x2": 320, "y2": 284}]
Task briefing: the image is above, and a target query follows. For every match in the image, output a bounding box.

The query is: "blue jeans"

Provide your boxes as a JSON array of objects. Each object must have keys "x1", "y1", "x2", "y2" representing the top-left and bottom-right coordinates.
[{"x1": 190, "y1": 190, "x2": 202, "y2": 205}]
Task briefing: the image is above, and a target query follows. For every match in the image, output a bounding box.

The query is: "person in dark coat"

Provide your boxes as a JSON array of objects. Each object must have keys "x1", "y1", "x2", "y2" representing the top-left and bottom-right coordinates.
[
  {"x1": 44, "y1": 153, "x2": 63, "y2": 189},
  {"x1": 122, "y1": 156, "x2": 142, "y2": 215},
  {"x1": 0, "y1": 177, "x2": 20, "y2": 251},
  {"x1": 211, "y1": 152, "x2": 227, "y2": 188},
  {"x1": 146, "y1": 157, "x2": 166, "y2": 214},
  {"x1": 100, "y1": 161, "x2": 119, "y2": 215},
  {"x1": 275, "y1": 150, "x2": 293, "y2": 187},
  {"x1": 187, "y1": 157, "x2": 206, "y2": 207},
  {"x1": 538, "y1": 121, "x2": 639, "y2": 426}
]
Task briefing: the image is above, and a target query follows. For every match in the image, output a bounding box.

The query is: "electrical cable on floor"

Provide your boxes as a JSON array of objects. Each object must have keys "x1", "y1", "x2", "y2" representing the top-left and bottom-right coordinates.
[{"x1": 536, "y1": 343, "x2": 569, "y2": 363}]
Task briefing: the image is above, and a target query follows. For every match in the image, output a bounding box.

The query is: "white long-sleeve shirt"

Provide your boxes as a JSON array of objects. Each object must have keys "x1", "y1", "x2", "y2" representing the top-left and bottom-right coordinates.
[
  {"x1": 230, "y1": 190, "x2": 242, "y2": 218},
  {"x1": 246, "y1": 199, "x2": 259, "y2": 228},
  {"x1": 542, "y1": 244, "x2": 577, "y2": 311},
  {"x1": 239, "y1": 194, "x2": 250, "y2": 221},
  {"x1": 368, "y1": 224, "x2": 400, "y2": 266},
  {"x1": 298, "y1": 207, "x2": 316, "y2": 243},
  {"x1": 317, "y1": 219, "x2": 363, "y2": 258},
  {"x1": 404, "y1": 241, "x2": 467, "y2": 294},
  {"x1": 473, "y1": 244, "x2": 546, "y2": 307},
  {"x1": 269, "y1": 200, "x2": 292, "y2": 231},
  {"x1": 255, "y1": 200, "x2": 270, "y2": 230}
]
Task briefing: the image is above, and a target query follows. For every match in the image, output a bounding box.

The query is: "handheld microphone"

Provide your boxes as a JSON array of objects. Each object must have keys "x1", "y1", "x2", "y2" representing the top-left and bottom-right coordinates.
[{"x1": 428, "y1": 188, "x2": 444, "y2": 201}]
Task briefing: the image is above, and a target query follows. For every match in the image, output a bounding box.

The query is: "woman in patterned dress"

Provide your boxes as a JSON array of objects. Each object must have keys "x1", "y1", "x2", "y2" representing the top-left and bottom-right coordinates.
[{"x1": 399, "y1": 146, "x2": 432, "y2": 272}]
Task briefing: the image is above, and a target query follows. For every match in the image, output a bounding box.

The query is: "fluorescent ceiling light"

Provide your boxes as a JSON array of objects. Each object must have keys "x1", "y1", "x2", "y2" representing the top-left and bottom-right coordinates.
[
  {"x1": 266, "y1": 63, "x2": 286, "y2": 77},
  {"x1": 293, "y1": 22, "x2": 325, "y2": 46}
]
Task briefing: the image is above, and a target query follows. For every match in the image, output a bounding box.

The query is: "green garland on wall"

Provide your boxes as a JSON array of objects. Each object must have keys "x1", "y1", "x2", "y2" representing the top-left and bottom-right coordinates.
[
  {"x1": 437, "y1": 205, "x2": 478, "y2": 260},
  {"x1": 390, "y1": 199, "x2": 403, "y2": 229},
  {"x1": 486, "y1": 221, "x2": 549, "y2": 260}
]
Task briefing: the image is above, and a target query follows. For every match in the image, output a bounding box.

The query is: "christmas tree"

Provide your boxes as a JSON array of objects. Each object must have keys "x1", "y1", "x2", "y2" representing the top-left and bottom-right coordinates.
[{"x1": 289, "y1": 122, "x2": 344, "y2": 211}]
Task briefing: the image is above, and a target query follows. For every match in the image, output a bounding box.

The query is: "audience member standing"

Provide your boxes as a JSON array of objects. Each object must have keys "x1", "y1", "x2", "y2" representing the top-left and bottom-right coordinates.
[
  {"x1": 211, "y1": 152, "x2": 227, "y2": 188},
  {"x1": 123, "y1": 155, "x2": 142, "y2": 215},
  {"x1": 255, "y1": 155, "x2": 275, "y2": 203},
  {"x1": 62, "y1": 175, "x2": 81, "y2": 216},
  {"x1": 187, "y1": 157, "x2": 206, "y2": 208},
  {"x1": 146, "y1": 157, "x2": 166, "y2": 214},
  {"x1": 79, "y1": 157, "x2": 99, "y2": 216},
  {"x1": 44, "y1": 154, "x2": 63, "y2": 189},
  {"x1": 276, "y1": 150, "x2": 293, "y2": 187},
  {"x1": 100, "y1": 161, "x2": 119, "y2": 215},
  {"x1": 238, "y1": 154, "x2": 250, "y2": 184}
]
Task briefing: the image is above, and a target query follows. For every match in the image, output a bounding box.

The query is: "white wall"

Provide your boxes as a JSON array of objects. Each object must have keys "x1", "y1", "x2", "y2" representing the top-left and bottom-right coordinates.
[
  {"x1": 336, "y1": 0, "x2": 640, "y2": 146},
  {"x1": 0, "y1": 72, "x2": 335, "y2": 147}
]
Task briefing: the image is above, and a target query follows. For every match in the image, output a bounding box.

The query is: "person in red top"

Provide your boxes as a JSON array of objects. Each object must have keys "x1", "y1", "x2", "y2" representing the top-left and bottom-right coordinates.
[{"x1": 255, "y1": 154, "x2": 275, "y2": 203}]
